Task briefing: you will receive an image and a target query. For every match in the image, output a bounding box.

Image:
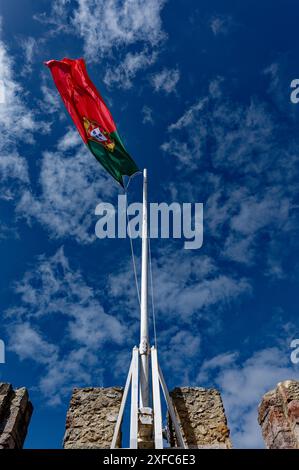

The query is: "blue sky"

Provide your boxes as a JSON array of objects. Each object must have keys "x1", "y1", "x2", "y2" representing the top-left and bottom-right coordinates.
[{"x1": 0, "y1": 0, "x2": 299, "y2": 449}]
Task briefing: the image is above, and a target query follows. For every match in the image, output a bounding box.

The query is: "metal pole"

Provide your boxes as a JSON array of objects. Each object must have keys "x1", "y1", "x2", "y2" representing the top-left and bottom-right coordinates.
[
  {"x1": 111, "y1": 354, "x2": 133, "y2": 449},
  {"x1": 139, "y1": 168, "x2": 149, "y2": 408},
  {"x1": 130, "y1": 347, "x2": 139, "y2": 448},
  {"x1": 158, "y1": 363, "x2": 187, "y2": 449},
  {"x1": 151, "y1": 347, "x2": 163, "y2": 448}
]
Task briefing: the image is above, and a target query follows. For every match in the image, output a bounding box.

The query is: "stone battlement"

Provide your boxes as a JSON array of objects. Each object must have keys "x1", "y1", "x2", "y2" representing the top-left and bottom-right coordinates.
[
  {"x1": 258, "y1": 380, "x2": 299, "y2": 449},
  {"x1": 63, "y1": 385, "x2": 231, "y2": 449},
  {"x1": 0, "y1": 383, "x2": 33, "y2": 449}
]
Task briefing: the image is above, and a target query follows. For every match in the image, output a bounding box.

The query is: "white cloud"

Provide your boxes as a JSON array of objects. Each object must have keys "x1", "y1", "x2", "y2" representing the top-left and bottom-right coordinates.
[
  {"x1": 56, "y1": 126, "x2": 82, "y2": 150},
  {"x1": 154, "y1": 273, "x2": 250, "y2": 319},
  {"x1": 197, "y1": 347, "x2": 299, "y2": 448},
  {"x1": 218, "y1": 189, "x2": 290, "y2": 264},
  {"x1": 229, "y1": 193, "x2": 287, "y2": 235},
  {"x1": 160, "y1": 139, "x2": 195, "y2": 169},
  {"x1": 165, "y1": 85, "x2": 275, "y2": 167},
  {"x1": 39, "y1": 348, "x2": 102, "y2": 406},
  {"x1": 0, "y1": 154, "x2": 29, "y2": 201},
  {"x1": 0, "y1": 35, "x2": 45, "y2": 152},
  {"x1": 39, "y1": 82, "x2": 62, "y2": 115},
  {"x1": 222, "y1": 233, "x2": 256, "y2": 264},
  {"x1": 72, "y1": 0, "x2": 166, "y2": 59},
  {"x1": 168, "y1": 98, "x2": 208, "y2": 131},
  {"x1": 6, "y1": 247, "x2": 129, "y2": 403},
  {"x1": 33, "y1": 0, "x2": 72, "y2": 34},
  {"x1": 37, "y1": 0, "x2": 167, "y2": 87},
  {"x1": 208, "y1": 77, "x2": 224, "y2": 98},
  {"x1": 142, "y1": 105, "x2": 154, "y2": 124},
  {"x1": 197, "y1": 352, "x2": 237, "y2": 382},
  {"x1": 108, "y1": 255, "x2": 141, "y2": 320},
  {"x1": 16, "y1": 129, "x2": 117, "y2": 244},
  {"x1": 0, "y1": 27, "x2": 120, "y2": 244},
  {"x1": 262, "y1": 63, "x2": 289, "y2": 113},
  {"x1": 150, "y1": 67, "x2": 180, "y2": 94},
  {"x1": 10, "y1": 248, "x2": 126, "y2": 346},
  {"x1": 20, "y1": 37, "x2": 41, "y2": 75},
  {"x1": 210, "y1": 15, "x2": 234, "y2": 36},
  {"x1": 0, "y1": 31, "x2": 45, "y2": 202},
  {"x1": 162, "y1": 79, "x2": 299, "y2": 275},
  {"x1": 109, "y1": 248, "x2": 251, "y2": 322},
  {"x1": 104, "y1": 49, "x2": 157, "y2": 89},
  {"x1": 0, "y1": 222, "x2": 19, "y2": 240},
  {"x1": 22, "y1": 37, "x2": 35, "y2": 63},
  {"x1": 160, "y1": 328, "x2": 201, "y2": 383},
  {"x1": 0, "y1": 155, "x2": 28, "y2": 184},
  {"x1": 10, "y1": 322, "x2": 59, "y2": 364}
]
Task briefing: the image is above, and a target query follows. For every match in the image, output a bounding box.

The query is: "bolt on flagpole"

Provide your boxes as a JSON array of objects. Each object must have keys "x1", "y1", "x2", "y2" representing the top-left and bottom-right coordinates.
[{"x1": 139, "y1": 168, "x2": 149, "y2": 408}]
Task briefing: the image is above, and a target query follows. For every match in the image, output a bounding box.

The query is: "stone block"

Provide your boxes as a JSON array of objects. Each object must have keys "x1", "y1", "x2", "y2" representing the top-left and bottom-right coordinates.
[
  {"x1": 0, "y1": 383, "x2": 33, "y2": 449},
  {"x1": 63, "y1": 387, "x2": 123, "y2": 449},
  {"x1": 168, "y1": 387, "x2": 231, "y2": 448},
  {"x1": 258, "y1": 380, "x2": 299, "y2": 449}
]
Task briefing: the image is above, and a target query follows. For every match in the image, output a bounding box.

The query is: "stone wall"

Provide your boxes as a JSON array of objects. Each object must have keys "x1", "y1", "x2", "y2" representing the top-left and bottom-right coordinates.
[
  {"x1": 63, "y1": 387, "x2": 123, "y2": 449},
  {"x1": 0, "y1": 383, "x2": 33, "y2": 449},
  {"x1": 168, "y1": 387, "x2": 231, "y2": 448},
  {"x1": 258, "y1": 380, "x2": 299, "y2": 449}
]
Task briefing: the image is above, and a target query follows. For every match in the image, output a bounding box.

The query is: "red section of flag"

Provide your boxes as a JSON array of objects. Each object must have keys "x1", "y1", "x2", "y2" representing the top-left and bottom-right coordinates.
[{"x1": 45, "y1": 58, "x2": 116, "y2": 144}]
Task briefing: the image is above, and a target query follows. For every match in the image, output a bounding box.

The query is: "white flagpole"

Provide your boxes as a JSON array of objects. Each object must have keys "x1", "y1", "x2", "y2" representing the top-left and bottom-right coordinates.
[
  {"x1": 139, "y1": 168, "x2": 149, "y2": 408},
  {"x1": 111, "y1": 167, "x2": 187, "y2": 449}
]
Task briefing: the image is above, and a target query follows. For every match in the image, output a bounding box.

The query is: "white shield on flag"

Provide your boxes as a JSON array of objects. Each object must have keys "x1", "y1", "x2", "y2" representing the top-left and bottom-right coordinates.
[{"x1": 90, "y1": 127, "x2": 107, "y2": 142}]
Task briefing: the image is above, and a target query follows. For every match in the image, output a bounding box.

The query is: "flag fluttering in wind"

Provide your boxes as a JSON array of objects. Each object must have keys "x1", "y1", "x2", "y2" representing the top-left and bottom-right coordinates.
[{"x1": 45, "y1": 58, "x2": 139, "y2": 186}]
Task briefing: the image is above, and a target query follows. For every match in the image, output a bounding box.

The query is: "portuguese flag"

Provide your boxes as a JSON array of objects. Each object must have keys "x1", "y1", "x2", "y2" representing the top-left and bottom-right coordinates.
[{"x1": 45, "y1": 58, "x2": 139, "y2": 187}]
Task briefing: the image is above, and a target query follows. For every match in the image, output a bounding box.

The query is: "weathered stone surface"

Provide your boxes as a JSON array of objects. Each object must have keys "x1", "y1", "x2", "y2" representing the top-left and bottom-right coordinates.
[
  {"x1": 63, "y1": 387, "x2": 123, "y2": 449},
  {"x1": 258, "y1": 380, "x2": 299, "y2": 449},
  {"x1": 168, "y1": 387, "x2": 232, "y2": 448},
  {"x1": 0, "y1": 383, "x2": 33, "y2": 449}
]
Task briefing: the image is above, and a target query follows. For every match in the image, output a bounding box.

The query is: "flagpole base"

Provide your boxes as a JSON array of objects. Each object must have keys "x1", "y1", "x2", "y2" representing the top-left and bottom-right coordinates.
[{"x1": 110, "y1": 346, "x2": 187, "y2": 449}]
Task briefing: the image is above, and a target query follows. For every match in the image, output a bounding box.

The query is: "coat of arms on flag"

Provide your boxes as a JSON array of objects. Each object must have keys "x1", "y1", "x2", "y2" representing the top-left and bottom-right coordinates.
[{"x1": 83, "y1": 117, "x2": 115, "y2": 152}]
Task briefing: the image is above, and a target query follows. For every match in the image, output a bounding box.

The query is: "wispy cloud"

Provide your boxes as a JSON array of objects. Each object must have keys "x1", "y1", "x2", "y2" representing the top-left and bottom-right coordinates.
[
  {"x1": 72, "y1": 0, "x2": 166, "y2": 59},
  {"x1": 19, "y1": 37, "x2": 43, "y2": 75},
  {"x1": 6, "y1": 247, "x2": 129, "y2": 403},
  {"x1": 210, "y1": 14, "x2": 234, "y2": 36},
  {"x1": 104, "y1": 49, "x2": 158, "y2": 89},
  {"x1": 159, "y1": 327, "x2": 201, "y2": 383},
  {"x1": 0, "y1": 32, "x2": 47, "y2": 152},
  {"x1": 0, "y1": 155, "x2": 29, "y2": 201},
  {"x1": 197, "y1": 347, "x2": 299, "y2": 448},
  {"x1": 16, "y1": 129, "x2": 117, "y2": 244},
  {"x1": 162, "y1": 78, "x2": 299, "y2": 276},
  {"x1": 142, "y1": 105, "x2": 154, "y2": 124},
  {"x1": 168, "y1": 98, "x2": 208, "y2": 131},
  {"x1": 36, "y1": 0, "x2": 167, "y2": 88},
  {"x1": 0, "y1": 222, "x2": 19, "y2": 240},
  {"x1": 108, "y1": 247, "x2": 251, "y2": 323},
  {"x1": 0, "y1": 30, "x2": 44, "y2": 202},
  {"x1": 33, "y1": 0, "x2": 72, "y2": 35},
  {"x1": 39, "y1": 81, "x2": 62, "y2": 116},
  {"x1": 106, "y1": 245, "x2": 252, "y2": 391},
  {"x1": 150, "y1": 67, "x2": 180, "y2": 94},
  {"x1": 11, "y1": 322, "x2": 59, "y2": 364}
]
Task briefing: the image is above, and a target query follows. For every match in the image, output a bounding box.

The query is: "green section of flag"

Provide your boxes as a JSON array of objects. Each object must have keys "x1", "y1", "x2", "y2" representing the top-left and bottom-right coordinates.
[{"x1": 87, "y1": 131, "x2": 139, "y2": 186}]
